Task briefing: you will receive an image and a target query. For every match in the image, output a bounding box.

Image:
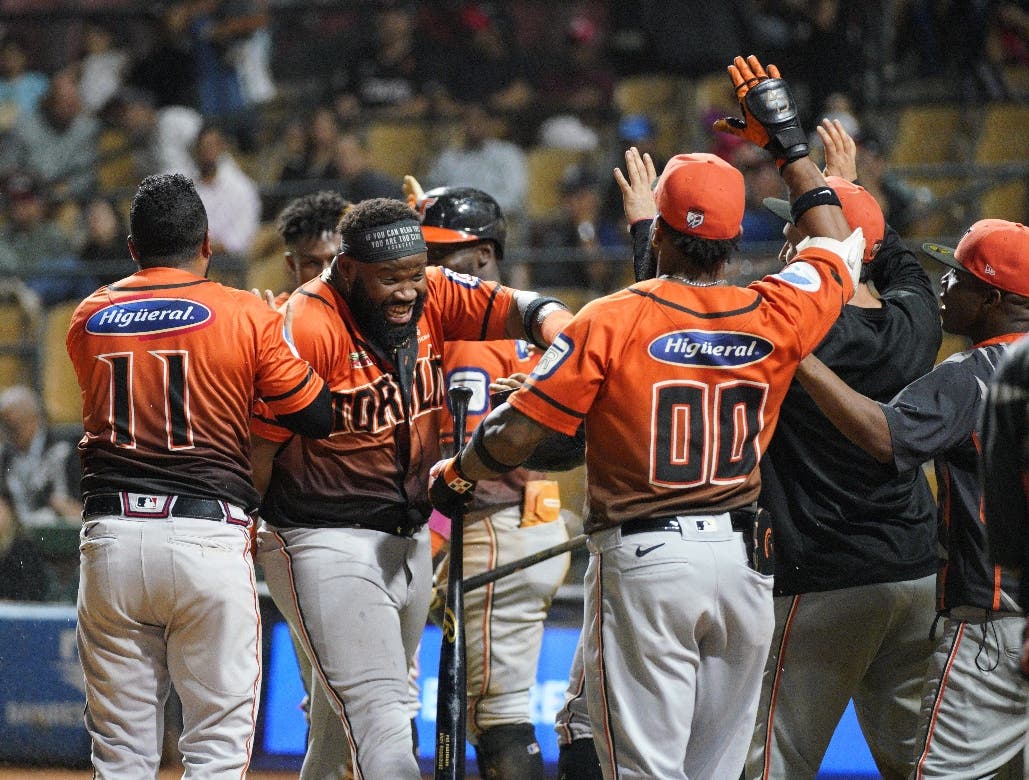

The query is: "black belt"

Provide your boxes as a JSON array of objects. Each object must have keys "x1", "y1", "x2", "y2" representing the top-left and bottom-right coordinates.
[
  {"x1": 337, "y1": 522, "x2": 422, "y2": 539},
  {"x1": 622, "y1": 511, "x2": 753, "y2": 536},
  {"x1": 83, "y1": 494, "x2": 244, "y2": 524}
]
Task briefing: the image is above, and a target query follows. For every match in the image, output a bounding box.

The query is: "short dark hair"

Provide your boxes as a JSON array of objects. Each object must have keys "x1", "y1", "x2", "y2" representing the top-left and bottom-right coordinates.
[
  {"x1": 657, "y1": 215, "x2": 739, "y2": 273},
  {"x1": 337, "y1": 197, "x2": 419, "y2": 240},
  {"x1": 276, "y1": 191, "x2": 349, "y2": 247},
  {"x1": 129, "y1": 173, "x2": 208, "y2": 267}
]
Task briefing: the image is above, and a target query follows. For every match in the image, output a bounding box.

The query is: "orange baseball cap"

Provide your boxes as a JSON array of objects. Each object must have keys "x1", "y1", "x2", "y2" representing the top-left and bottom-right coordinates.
[
  {"x1": 763, "y1": 176, "x2": 885, "y2": 262},
  {"x1": 921, "y1": 219, "x2": 1029, "y2": 297},
  {"x1": 654, "y1": 153, "x2": 745, "y2": 240}
]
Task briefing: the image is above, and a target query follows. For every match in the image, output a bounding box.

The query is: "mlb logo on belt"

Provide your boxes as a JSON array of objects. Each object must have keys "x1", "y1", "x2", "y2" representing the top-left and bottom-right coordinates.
[
  {"x1": 123, "y1": 493, "x2": 172, "y2": 517},
  {"x1": 694, "y1": 517, "x2": 719, "y2": 533}
]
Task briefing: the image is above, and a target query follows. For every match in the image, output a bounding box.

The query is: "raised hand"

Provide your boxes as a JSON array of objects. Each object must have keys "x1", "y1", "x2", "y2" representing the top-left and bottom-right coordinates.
[
  {"x1": 403, "y1": 174, "x2": 425, "y2": 209},
  {"x1": 817, "y1": 118, "x2": 858, "y2": 182},
  {"x1": 613, "y1": 146, "x2": 658, "y2": 226},
  {"x1": 713, "y1": 54, "x2": 808, "y2": 167}
]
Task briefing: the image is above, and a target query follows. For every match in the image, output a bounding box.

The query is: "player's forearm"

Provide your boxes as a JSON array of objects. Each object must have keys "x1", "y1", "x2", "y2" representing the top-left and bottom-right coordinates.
[
  {"x1": 250, "y1": 434, "x2": 280, "y2": 496},
  {"x1": 781, "y1": 156, "x2": 851, "y2": 243},
  {"x1": 794, "y1": 354, "x2": 895, "y2": 463},
  {"x1": 508, "y1": 291, "x2": 573, "y2": 348},
  {"x1": 457, "y1": 404, "x2": 551, "y2": 482}
]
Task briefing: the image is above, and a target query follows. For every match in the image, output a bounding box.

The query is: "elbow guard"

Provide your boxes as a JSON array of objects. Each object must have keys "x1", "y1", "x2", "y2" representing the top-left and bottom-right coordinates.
[{"x1": 795, "y1": 226, "x2": 865, "y2": 295}]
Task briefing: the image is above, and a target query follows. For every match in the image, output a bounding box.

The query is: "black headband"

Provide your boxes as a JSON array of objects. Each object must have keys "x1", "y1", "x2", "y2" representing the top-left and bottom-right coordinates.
[{"x1": 338, "y1": 219, "x2": 427, "y2": 263}]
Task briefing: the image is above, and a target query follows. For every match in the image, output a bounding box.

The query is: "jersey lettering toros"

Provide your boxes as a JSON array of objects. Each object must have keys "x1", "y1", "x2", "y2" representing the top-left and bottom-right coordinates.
[
  {"x1": 253, "y1": 266, "x2": 514, "y2": 531},
  {"x1": 443, "y1": 339, "x2": 544, "y2": 514},
  {"x1": 67, "y1": 267, "x2": 324, "y2": 512},
  {"x1": 509, "y1": 249, "x2": 852, "y2": 532}
]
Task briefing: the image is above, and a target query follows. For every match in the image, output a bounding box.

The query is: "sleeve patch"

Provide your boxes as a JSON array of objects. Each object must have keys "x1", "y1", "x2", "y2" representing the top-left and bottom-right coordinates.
[
  {"x1": 771, "y1": 261, "x2": 822, "y2": 292},
  {"x1": 532, "y1": 334, "x2": 574, "y2": 379},
  {"x1": 441, "y1": 266, "x2": 482, "y2": 288}
]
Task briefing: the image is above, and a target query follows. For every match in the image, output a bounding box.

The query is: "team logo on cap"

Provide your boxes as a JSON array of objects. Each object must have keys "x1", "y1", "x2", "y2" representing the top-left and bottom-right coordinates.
[{"x1": 685, "y1": 209, "x2": 705, "y2": 230}]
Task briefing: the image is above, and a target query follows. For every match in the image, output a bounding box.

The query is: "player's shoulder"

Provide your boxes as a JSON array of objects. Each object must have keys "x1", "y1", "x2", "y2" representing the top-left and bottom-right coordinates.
[{"x1": 428, "y1": 264, "x2": 492, "y2": 293}]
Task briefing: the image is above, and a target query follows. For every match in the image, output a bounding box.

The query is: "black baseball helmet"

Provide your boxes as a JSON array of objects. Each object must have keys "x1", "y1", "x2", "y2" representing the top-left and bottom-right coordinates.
[{"x1": 417, "y1": 186, "x2": 507, "y2": 258}]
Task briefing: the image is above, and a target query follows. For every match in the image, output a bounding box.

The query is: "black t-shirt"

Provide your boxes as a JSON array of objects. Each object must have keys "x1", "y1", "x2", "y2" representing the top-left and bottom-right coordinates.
[{"x1": 762, "y1": 227, "x2": 943, "y2": 595}]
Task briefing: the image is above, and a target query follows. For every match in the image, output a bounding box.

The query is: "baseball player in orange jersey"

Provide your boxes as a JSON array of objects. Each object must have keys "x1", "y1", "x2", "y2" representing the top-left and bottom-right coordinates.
[
  {"x1": 429, "y1": 55, "x2": 866, "y2": 779},
  {"x1": 252, "y1": 189, "x2": 352, "y2": 729},
  {"x1": 413, "y1": 183, "x2": 574, "y2": 779},
  {"x1": 67, "y1": 173, "x2": 332, "y2": 778},
  {"x1": 250, "y1": 196, "x2": 574, "y2": 779},
  {"x1": 254, "y1": 190, "x2": 351, "y2": 310}
]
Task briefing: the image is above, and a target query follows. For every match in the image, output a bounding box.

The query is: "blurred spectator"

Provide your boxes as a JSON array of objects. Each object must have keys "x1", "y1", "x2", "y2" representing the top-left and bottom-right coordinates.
[
  {"x1": 900, "y1": 1, "x2": 1009, "y2": 100},
  {"x1": 438, "y1": 3, "x2": 535, "y2": 115},
  {"x1": 532, "y1": 11, "x2": 615, "y2": 113},
  {"x1": 192, "y1": 123, "x2": 261, "y2": 256},
  {"x1": 279, "y1": 105, "x2": 340, "y2": 183},
  {"x1": 333, "y1": 131, "x2": 399, "y2": 203},
  {"x1": 78, "y1": 197, "x2": 133, "y2": 287},
  {"x1": 808, "y1": 92, "x2": 861, "y2": 159},
  {"x1": 0, "y1": 36, "x2": 48, "y2": 133},
  {"x1": 0, "y1": 68, "x2": 99, "y2": 200},
  {"x1": 735, "y1": 145, "x2": 787, "y2": 246},
  {"x1": 526, "y1": 163, "x2": 610, "y2": 295},
  {"x1": 74, "y1": 22, "x2": 129, "y2": 116},
  {"x1": 0, "y1": 173, "x2": 95, "y2": 306},
  {"x1": 225, "y1": 0, "x2": 276, "y2": 107},
  {"x1": 638, "y1": 0, "x2": 747, "y2": 75},
  {"x1": 426, "y1": 104, "x2": 528, "y2": 222},
  {"x1": 0, "y1": 385, "x2": 81, "y2": 530},
  {"x1": 598, "y1": 114, "x2": 667, "y2": 246},
  {"x1": 786, "y1": 1, "x2": 863, "y2": 125},
  {"x1": 109, "y1": 86, "x2": 203, "y2": 179},
  {"x1": 855, "y1": 131, "x2": 934, "y2": 236},
  {"x1": 126, "y1": 4, "x2": 200, "y2": 110},
  {"x1": 0, "y1": 494, "x2": 48, "y2": 602},
  {"x1": 332, "y1": 3, "x2": 441, "y2": 121}
]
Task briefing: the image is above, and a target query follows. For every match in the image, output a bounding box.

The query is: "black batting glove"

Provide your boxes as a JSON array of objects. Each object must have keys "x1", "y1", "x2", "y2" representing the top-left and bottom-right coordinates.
[{"x1": 428, "y1": 456, "x2": 476, "y2": 518}]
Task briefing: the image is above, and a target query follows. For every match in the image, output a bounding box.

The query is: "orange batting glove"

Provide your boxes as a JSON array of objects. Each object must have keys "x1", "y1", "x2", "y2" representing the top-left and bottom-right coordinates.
[{"x1": 713, "y1": 54, "x2": 808, "y2": 168}]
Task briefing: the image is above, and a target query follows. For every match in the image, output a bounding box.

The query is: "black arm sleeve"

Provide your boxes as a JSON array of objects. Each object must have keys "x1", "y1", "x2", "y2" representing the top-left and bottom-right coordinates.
[
  {"x1": 631, "y1": 219, "x2": 656, "y2": 282},
  {"x1": 275, "y1": 383, "x2": 333, "y2": 439}
]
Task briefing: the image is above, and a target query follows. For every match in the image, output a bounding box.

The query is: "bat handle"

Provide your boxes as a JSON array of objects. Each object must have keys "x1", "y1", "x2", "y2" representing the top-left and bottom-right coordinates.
[
  {"x1": 449, "y1": 385, "x2": 473, "y2": 447},
  {"x1": 435, "y1": 384, "x2": 473, "y2": 780}
]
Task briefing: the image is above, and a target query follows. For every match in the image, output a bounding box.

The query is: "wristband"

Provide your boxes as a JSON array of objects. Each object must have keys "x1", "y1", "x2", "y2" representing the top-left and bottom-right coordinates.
[
  {"x1": 790, "y1": 186, "x2": 842, "y2": 224},
  {"x1": 522, "y1": 295, "x2": 570, "y2": 350},
  {"x1": 440, "y1": 456, "x2": 474, "y2": 493},
  {"x1": 470, "y1": 424, "x2": 521, "y2": 474}
]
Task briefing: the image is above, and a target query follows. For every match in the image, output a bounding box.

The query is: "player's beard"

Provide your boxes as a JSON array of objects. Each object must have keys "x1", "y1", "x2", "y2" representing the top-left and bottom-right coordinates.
[{"x1": 348, "y1": 275, "x2": 426, "y2": 351}]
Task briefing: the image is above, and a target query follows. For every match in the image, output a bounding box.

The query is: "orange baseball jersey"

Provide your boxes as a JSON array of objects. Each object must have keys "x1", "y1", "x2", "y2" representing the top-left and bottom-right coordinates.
[
  {"x1": 442, "y1": 338, "x2": 545, "y2": 513},
  {"x1": 509, "y1": 248, "x2": 853, "y2": 532},
  {"x1": 253, "y1": 265, "x2": 516, "y2": 532},
  {"x1": 66, "y1": 267, "x2": 325, "y2": 512}
]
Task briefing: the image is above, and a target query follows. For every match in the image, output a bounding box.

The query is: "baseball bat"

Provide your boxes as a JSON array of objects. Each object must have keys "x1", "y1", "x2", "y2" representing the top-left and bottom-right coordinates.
[
  {"x1": 463, "y1": 534, "x2": 587, "y2": 592},
  {"x1": 435, "y1": 385, "x2": 473, "y2": 780}
]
